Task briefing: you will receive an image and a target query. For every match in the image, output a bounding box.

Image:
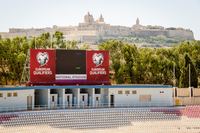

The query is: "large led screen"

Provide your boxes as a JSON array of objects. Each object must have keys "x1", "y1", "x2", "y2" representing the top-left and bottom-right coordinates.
[{"x1": 56, "y1": 50, "x2": 86, "y2": 80}]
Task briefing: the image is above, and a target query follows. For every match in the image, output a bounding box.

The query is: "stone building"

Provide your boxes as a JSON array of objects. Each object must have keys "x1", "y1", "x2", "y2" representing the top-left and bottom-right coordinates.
[{"x1": 0, "y1": 12, "x2": 194, "y2": 44}]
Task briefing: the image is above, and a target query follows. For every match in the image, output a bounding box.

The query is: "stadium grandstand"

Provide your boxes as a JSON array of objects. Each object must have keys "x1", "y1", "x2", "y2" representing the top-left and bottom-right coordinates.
[{"x1": 0, "y1": 49, "x2": 200, "y2": 133}]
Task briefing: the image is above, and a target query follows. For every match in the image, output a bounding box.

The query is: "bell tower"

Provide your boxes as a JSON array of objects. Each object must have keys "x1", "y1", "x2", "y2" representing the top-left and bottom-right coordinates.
[{"x1": 136, "y1": 18, "x2": 140, "y2": 25}]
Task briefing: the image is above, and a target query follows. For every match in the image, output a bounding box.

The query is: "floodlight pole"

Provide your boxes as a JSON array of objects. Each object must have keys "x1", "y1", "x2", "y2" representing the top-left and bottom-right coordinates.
[
  {"x1": 173, "y1": 62, "x2": 176, "y2": 87},
  {"x1": 189, "y1": 63, "x2": 191, "y2": 87}
]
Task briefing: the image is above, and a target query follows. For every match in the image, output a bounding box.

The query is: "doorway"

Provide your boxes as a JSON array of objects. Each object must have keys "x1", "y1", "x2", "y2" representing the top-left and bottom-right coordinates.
[
  {"x1": 27, "y1": 96, "x2": 32, "y2": 110},
  {"x1": 110, "y1": 95, "x2": 114, "y2": 107}
]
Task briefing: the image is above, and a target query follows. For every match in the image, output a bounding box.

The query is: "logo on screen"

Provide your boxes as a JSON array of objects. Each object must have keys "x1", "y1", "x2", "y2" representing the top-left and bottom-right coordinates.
[
  {"x1": 36, "y1": 52, "x2": 49, "y2": 67},
  {"x1": 92, "y1": 53, "x2": 104, "y2": 67}
]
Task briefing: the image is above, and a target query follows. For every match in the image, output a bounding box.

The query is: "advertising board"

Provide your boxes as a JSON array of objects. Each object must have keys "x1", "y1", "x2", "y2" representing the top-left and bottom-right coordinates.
[
  {"x1": 86, "y1": 50, "x2": 109, "y2": 82},
  {"x1": 29, "y1": 49, "x2": 110, "y2": 85},
  {"x1": 30, "y1": 49, "x2": 56, "y2": 83}
]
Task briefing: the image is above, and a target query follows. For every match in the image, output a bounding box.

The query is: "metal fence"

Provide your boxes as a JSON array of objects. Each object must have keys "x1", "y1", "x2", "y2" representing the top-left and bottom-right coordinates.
[{"x1": 0, "y1": 101, "x2": 176, "y2": 113}]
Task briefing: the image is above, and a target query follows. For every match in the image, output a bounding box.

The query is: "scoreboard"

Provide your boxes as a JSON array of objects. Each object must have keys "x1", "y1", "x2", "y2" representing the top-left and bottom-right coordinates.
[{"x1": 29, "y1": 49, "x2": 110, "y2": 85}]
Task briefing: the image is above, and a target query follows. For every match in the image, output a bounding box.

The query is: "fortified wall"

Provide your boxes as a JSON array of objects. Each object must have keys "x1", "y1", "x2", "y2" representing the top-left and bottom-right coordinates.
[{"x1": 0, "y1": 12, "x2": 194, "y2": 44}]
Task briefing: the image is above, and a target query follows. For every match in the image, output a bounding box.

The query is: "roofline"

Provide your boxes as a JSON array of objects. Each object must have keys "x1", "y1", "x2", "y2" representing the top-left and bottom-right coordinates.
[{"x1": 0, "y1": 85, "x2": 172, "y2": 91}]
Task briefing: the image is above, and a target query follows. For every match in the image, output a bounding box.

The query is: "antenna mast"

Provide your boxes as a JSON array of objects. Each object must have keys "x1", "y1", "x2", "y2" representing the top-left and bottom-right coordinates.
[{"x1": 20, "y1": 49, "x2": 30, "y2": 84}]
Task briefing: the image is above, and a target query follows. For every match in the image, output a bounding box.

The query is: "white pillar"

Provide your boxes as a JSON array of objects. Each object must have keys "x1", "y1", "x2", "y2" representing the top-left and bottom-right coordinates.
[
  {"x1": 57, "y1": 89, "x2": 65, "y2": 108},
  {"x1": 32, "y1": 89, "x2": 35, "y2": 110},
  {"x1": 87, "y1": 88, "x2": 95, "y2": 107},
  {"x1": 72, "y1": 88, "x2": 80, "y2": 107},
  {"x1": 47, "y1": 89, "x2": 50, "y2": 109}
]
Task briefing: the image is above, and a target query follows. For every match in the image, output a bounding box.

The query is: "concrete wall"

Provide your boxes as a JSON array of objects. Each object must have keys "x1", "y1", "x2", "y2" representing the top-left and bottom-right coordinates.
[
  {"x1": 193, "y1": 88, "x2": 200, "y2": 97},
  {"x1": 176, "y1": 88, "x2": 191, "y2": 97},
  {"x1": 109, "y1": 88, "x2": 173, "y2": 107},
  {"x1": 173, "y1": 88, "x2": 200, "y2": 106},
  {"x1": 5, "y1": 87, "x2": 199, "y2": 112},
  {"x1": 0, "y1": 90, "x2": 34, "y2": 112},
  {"x1": 174, "y1": 97, "x2": 200, "y2": 105}
]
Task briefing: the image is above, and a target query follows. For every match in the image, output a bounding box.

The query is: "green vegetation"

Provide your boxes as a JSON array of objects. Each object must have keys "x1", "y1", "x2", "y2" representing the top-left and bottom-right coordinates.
[
  {"x1": 99, "y1": 40, "x2": 200, "y2": 87},
  {"x1": 0, "y1": 31, "x2": 81, "y2": 85},
  {"x1": 0, "y1": 32, "x2": 199, "y2": 87}
]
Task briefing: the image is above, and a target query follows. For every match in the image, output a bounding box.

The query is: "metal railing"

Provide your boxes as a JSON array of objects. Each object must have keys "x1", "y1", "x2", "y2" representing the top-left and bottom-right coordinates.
[{"x1": 0, "y1": 101, "x2": 179, "y2": 113}]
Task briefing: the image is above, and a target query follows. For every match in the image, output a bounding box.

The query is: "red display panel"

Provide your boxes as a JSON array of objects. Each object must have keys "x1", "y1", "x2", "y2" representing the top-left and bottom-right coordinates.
[
  {"x1": 29, "y1": 49, "x2": 110, "y2": 85},
  {"x1": 86, "y1": 51, "x2": 109, "y2": 82},
  {"x1": 30, "y1": 49, "x2": 56, "y2": 83}
]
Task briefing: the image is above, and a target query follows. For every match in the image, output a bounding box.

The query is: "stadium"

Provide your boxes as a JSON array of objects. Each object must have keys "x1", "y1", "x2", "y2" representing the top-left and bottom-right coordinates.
[{"x1": 0, "y1": 49, "x2": 200, "y2": 133}]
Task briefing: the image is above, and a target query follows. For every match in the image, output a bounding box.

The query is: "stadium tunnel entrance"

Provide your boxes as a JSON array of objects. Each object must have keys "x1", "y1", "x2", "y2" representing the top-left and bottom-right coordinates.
[{"x1": 34, "y1": 88, "x2": 110, "y2": 109}]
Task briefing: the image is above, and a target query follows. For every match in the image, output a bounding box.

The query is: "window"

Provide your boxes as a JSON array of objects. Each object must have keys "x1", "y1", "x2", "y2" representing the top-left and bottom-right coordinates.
[
  {"x1": 0, "y1": 93, "x2": 3, "y2": 97},
  {"x1": 118, "y1": 90, "x2": 123, "y2": 94},
  {"x1": 13, "y1": 92, "x2": 18, "y2": 97},
  {"x1": 132, "y1": 90, "x2": 137, "y2": 94},
  {"x1": 7, "y1": 93, "x2": 12, "y2": 97},
  {"x1": 160, "y1": 91, "x2": 164, "y2": 94},
  {"x1": 125, "y1": 90, "x2": 130, "y2": 95}
]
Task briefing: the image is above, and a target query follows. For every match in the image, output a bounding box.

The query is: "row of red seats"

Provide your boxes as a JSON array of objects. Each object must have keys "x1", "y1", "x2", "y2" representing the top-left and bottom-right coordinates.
[{"x1": 0, "y1": 114, "x2": 18, "y2": 124}]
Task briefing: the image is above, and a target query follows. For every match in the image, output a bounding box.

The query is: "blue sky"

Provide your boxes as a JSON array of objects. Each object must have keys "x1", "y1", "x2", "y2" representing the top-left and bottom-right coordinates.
[{"x1": 0, "y1": 0, "x2": 200, "y2": 39}]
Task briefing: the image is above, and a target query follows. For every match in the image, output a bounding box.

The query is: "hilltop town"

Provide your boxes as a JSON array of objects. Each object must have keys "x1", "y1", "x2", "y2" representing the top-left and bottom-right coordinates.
[{"x1": 0, "y1": 12, "x2": 194, "y2": 46}]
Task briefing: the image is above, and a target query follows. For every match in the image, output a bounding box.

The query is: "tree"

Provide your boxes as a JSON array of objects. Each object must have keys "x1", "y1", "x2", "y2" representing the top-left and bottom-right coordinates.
[
  {"x1": 8, "y1": 37, "x2": 28, "y2": 84},
  {"x1": 1, "y1": 33, "x2": 200, "y2": 86},
  {"x1": 0, "y1": 38, "x2": 12, "y2": 85},
  {"x1": 65, "y1": 40, "x2": 78, "y2": 49},
  {"x1": 122, "y1": 44, "x2": 138, "y2": 83},
  {"x1": 179, "y1": 54, "x2": 198, "y2": 88},
  {"x1": 53, "y1": 31, "x2": 65, "y2": 48},
  {"x1": 80, "y1": 43, "x2": 90, "y2": 50},
  {"x1": 99, "y1": 40, "x2": 126, "y2": 83}
]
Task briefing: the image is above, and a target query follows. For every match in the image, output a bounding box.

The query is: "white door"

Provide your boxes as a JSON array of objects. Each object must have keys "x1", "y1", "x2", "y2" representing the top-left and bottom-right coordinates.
[
  {"x1": 65, "y1": 94, "x2": 72, "y2": 108},
  {"x1": 50, "y1": 94, "x2": 58, "y2": 108},
  {"x1": 80, "y1": 94, "x2": 88, "y2": 107}
]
